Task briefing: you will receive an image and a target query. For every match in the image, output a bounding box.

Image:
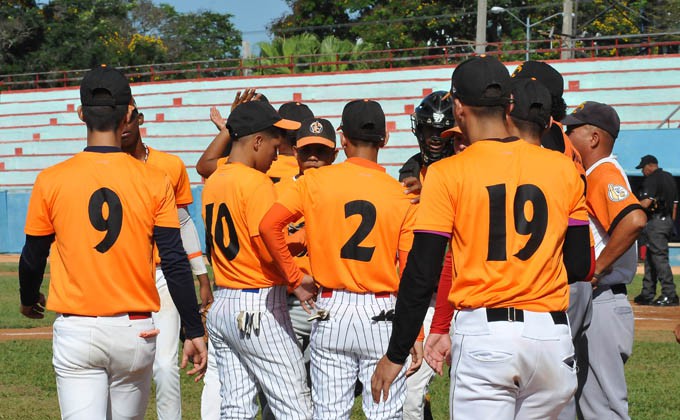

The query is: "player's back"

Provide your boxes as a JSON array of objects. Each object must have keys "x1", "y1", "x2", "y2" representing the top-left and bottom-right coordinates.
[
  {"x1": 28, "y1": 150, "x2": 179, "y2": 316},
  {"x1": 202, "y1": 162, "x2": 285, "y2": 289},
  {"x1": 419, "y1": 138, "x2": 587, "y2": 312},
  {"x1": 294, "y1": 157, "x2": 416, "y2": 293}
]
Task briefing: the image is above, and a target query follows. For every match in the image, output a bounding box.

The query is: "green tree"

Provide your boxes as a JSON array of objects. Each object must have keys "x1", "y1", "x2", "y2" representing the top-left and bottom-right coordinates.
[
  {"x1": 160, "y1": 10, "x2": 241, "y2": 62},
  {"x1": 0, "y1": 0, "x2": 45, "y2": 74}
]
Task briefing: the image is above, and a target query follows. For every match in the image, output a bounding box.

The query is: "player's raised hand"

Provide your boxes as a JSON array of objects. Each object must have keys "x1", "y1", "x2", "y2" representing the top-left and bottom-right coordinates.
[
  {"x1": 424, "y1": 332, "x2": 451, "y2": 375},
  {"x1": 405, "y1": 340, "x2": 424, "y2": 377},
  {"x1": 230, "y1": 88, "x2": 260, "y2": 112},
  {"x1": 371, "y1": 355, "x2": 403, "y2": 403},
  {"x1": 181, "y1": 337, "x2": 208, "y2": 382},
  {"x1": 20, "y1": 292, "x2": 46, "y2": 319},
  {"x1": 402, "y1": 176, "x2": 422, "y2": 204},
  {"x1": 294, "y1": 274, "x2": 318, "y2": 313},
  {"x1": 209, "y1": 106, "x2": 227, "y2": 132}
]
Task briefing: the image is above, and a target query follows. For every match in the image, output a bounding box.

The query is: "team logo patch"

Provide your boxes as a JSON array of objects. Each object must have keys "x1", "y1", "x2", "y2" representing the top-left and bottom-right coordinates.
[
  {"x1": 309, "y1": 121, "x2": 323, "y2": 134},
  {"x1": 607, "y1": 184, "x2": 629, "y2": 202},
  {"x1": 573, "y1": 102, "x2": 586, "y2": 113},
  {"x1": 433, "y1": 112, "x2": 444, "y2": 123}
]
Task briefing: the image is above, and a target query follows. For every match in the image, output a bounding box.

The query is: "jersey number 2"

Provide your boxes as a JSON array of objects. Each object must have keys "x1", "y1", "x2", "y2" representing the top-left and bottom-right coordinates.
[
  {"x1": 486, "y1": 183, "x2": 548, "y2": 261},
  {"x1": 88, "y1": 188, "x2": 123, "y2": 253},
  {"x1": 340, "y1": 200, "x2": 377, "y2": 262},
  {"x1": 205, "y1": 203, "x2": 239, "y2": 260}
]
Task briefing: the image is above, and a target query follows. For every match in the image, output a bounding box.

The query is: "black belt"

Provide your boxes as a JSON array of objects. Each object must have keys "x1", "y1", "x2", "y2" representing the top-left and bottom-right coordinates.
[
  {"x1": 610, "y1": 284, "x2": 627, "y2": 295},
  {"x1": 486, "y1": 308, "x2": 568, "y2": 325}
]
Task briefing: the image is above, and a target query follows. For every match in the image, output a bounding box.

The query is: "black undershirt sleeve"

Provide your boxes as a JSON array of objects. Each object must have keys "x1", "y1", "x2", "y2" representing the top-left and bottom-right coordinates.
[
  {"x1": 18, "y1": 234, "x2": 54, "y2": 306},
  {"x1": 386, "y1": 232, "x2": 449, "y2": 364},
  {"x1": 154, "y1": 226, "x2": 204, "y2": 339},
  {"x1": 563, "y1": 224, "x2": 592, "y2": 283}
]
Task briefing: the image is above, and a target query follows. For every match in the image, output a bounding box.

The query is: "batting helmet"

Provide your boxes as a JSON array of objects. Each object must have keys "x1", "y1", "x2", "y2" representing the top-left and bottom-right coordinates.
[{"x1": 410, "y1": 91, "x2": 455, "y2": 166}]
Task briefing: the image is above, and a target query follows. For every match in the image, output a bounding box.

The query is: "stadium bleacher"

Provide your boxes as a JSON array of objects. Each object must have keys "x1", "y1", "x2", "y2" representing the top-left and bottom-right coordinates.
[{"x1": 1, "y1": 54, "x2": 679, "y2": 253}]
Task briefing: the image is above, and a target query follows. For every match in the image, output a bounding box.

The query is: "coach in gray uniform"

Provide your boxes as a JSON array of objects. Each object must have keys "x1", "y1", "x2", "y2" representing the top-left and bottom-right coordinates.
[
  {"x1": 634, "y1": 154, "x2": 679, "y2": 306},
  {"x1": 564, "y1": 101, "x2": 647, "y2": 419}
]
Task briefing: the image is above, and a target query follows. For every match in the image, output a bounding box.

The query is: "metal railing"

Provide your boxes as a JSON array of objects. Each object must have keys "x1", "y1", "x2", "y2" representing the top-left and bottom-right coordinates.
[{"x1": 1, "y1": 32, "x2": 678, "y2": 92}]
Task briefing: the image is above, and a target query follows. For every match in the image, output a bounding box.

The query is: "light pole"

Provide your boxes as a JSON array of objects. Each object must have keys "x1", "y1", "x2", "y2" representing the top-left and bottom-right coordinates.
[{"x1": 490, "y1": 6, "x2": 564, "y2": 61}]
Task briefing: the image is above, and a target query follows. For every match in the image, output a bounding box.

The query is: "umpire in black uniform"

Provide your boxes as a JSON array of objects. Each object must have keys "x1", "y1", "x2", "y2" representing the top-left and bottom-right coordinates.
[{"x1": 634, "y1": 155, "x2": 679, "y2": 306}]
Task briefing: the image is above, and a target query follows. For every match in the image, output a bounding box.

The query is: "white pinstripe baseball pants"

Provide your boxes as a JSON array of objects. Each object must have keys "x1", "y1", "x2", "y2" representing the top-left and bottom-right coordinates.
[
  {"x1": 207, "y1": 286, "x2": 311, "y2": 420},
  {"x1": 310, "y1": 289, "x2": 407, "y2": 420}
]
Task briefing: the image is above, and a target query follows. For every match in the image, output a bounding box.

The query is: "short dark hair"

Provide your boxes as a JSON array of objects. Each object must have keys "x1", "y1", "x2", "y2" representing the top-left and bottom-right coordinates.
[
  {"x1": 260, "y1": 125, "x2": 286, "y2": 140},
  {"x1": 551, "y1": 95, "x2": 567, "y2": 121},
  {"x1": 467, "y1": 104, "x2": 506, "y2": 120},
  {"x1": 510, "y1": 116, "x2": 544, "y2": 139},
  {"x1": 283, "y1": 129, "x2": 297, "y2": 147},
  {"x1": 346, "y1": 136, "x2": 381, "y2": 149},
  {"x1": 81, "y1": 89, "x2": 128, "y2": 132}
]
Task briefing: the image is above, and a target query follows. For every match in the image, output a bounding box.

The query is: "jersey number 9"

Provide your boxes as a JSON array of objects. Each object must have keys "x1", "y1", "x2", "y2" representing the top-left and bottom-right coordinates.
[{"x1": 88, "y1": 188, "x2": 123, "y2": 253}]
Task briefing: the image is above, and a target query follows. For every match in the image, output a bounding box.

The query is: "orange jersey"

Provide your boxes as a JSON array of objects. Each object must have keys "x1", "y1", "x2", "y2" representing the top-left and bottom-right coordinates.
[
  {"x1": 24, "y1": 150, "x2": 179, "y2": 315},
  {"x1": 266, "y1": 154, "x2": 299, "y2": 182},
  {"x1": 416, "y1": 138, "x2": 588, "y2": 312},
  {"x1": 554, "y1": 121, "x2": 586, "y2": 178},
  {"x1": 274, "y1": 177, "x2": 311, "y2": 276},
  {"x1": 145, "y1": 146, "x2": 193, "y2": 264},
  {"x1": 146, "y1": 146, "x2": 193, "y2": 206},
  {"x1": 276, "y1": 157, "x2": 417, "y2": 293},
  {"x1": 202, "y1": 162, "x2": 286, "y2": 288}
]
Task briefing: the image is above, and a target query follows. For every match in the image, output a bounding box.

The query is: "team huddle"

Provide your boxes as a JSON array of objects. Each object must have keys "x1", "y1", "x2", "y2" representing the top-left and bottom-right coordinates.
[{"x1": 18, "y1": 55, "x2": 647, "y2": 420}]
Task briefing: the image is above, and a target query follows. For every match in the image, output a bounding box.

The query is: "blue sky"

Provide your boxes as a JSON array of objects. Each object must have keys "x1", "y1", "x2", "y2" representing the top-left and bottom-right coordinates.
[{"x1": 154, "y1": 0, "x2": 292, "y2": 51}]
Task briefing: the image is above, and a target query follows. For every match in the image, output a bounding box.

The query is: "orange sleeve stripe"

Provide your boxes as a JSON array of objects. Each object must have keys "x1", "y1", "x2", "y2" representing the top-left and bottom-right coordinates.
[{"x1": 187, "y1": 251, "x2": 203, "y2": 260}]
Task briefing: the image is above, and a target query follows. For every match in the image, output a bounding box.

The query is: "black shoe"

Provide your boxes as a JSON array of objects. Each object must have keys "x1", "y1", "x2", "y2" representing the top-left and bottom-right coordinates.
[
  {"x1": 653, "y1": 295, "x2": 680, "y2": 306},
  {"x1": 634, "y1": 294, "x2": 655, "y2": 305}
]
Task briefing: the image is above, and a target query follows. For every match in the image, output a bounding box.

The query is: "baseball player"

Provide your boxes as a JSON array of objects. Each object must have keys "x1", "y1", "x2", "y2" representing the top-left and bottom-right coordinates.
[
  {"x1": 120, "y1": 97, "x2": 212, "y2": 420},
  {"x1": 399, "y1": 90, "x2": 456, "y2": 420},
  {"x1": 372, "y1": 55, "x2": 593, "y2": 419},
  {"x1": 564, "y1": 101, "x2": 647, "y2": 419},
  {"x1": 202, "y1": 100, "x2": 314, "y2": 419},
  {"x1": 511, "y1": 60, "x2": 595, "y2": 420},
  {"x1": 268, "y1": 102, "x2": 314, "y2": 182},
  {"x1": 260, "y1": 99, "x2": 419, "y2": 419},
  {"x1": 18, "y1": 65, "x2": 207, "y2": 420}
]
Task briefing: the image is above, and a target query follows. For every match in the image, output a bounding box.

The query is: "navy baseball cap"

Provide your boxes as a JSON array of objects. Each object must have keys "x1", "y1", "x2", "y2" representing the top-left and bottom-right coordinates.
[
  {"x1": 296, "y1": 118, "x2": 336, "y2": 149},
  {"x1": 636, "y1": 155, "x2": 658, "y2": 169},
  {"x1": 227, "y1": 101, "x2": 300, "y2": 138},
  {"x1": 511, "y1": 60, "x2": 564, "y2": 97},
  {"x1": 451, "y1": 55, "x2": 511, "y2": 107},
  {"x1": 339, "y1": 99, "x2": 386, "y2": 142},
  {"x1": 509, "y1": 78, "x2": 552, "y2": 128},
  {"x1": 80, "y1": 65, "x2": 131, "y2": 107},
  {"x1": 561, "y1": 101, "x2": 620, "y2": 139}
]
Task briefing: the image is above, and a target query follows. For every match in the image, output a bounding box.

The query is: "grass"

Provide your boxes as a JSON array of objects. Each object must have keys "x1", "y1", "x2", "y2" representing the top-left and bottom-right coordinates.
[{"x1": 1, "y1": 263, "x2": 679, "y2": 419}]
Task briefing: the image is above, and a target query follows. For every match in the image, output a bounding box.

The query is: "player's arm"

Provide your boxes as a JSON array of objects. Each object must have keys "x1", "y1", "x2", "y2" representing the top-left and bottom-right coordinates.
[
  {"x1": 425, "y1": 251, "x2": 454, "y2": 375},
  {"x1": 178, "y1": 206, "x2": 213, "y2": 308},
  {"x1": 196, "y1": 127, "x2": 230, "y2": 178},
  {"x1": 593, "y1": 209, "x2": 646, "y2": 282},
  {"x1": 563, "y1": 222, "x2": 595, "y2": 283},
  {"x1": 259, "y1": 203, "x2": 306, "y2": 289},
  {"x1": 18, "y1": 234, "x2": 54, "y2": 318}
]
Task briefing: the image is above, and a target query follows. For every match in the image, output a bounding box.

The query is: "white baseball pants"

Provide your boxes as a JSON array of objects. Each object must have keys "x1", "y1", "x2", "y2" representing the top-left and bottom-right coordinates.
[
  {"x1": 310, "y1": 289, "x2": 407, "y2": 420},
  {"x1": 52, "y1": 314, "x2": 156, "y2": 420},
  {"x1": 207, "y1": 286, "x2": 311, "y2": 420},
  {"x1": 200, "y1": 339, "x2": 221, "y2": 420},
  {"x1": 449, "y1": 308, "x2": 576, "y2": 420},
  {"x1": 151, "y1": 268, "x2": 182, "y2": 420}
]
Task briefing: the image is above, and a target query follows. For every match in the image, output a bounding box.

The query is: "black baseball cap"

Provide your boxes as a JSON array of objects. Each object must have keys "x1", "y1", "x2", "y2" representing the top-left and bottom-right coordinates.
[
  {"x1": 636, "y1": 154, "x2": 658, "y2": 169},
  {"x1": 226, "y1": 101, "x2": 300, "y2": 138},
  {"x1": 561, "y1": 101, "x2": 620, "y2": 139},
  {"x1": 278, "y1": 102, "x2": 314, "y2": 123},
  {"x1": 80, "y1": 65, "x2": 132, "y2": 107},
  {"x1": 339, "y1": 99, "x2": 386, "y2": 142},
  {"x1": 511, "y1": 60, "x2": 564, "y2": 97},
  {"x1": 296, "y1": 118, "x2": 336, "y2": 149},
  {"x1": 509, "y1": 78, "x2": 552, "y2": 128},
  {"x1": 451, "y1": 55, "x2": 511, "y2": 107}
]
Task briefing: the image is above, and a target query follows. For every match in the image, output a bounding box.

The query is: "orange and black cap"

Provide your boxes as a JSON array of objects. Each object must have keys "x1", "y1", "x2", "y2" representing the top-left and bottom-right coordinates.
[
  {"x1": 511, "y1": 60, "x2": 564, "y2": 98},
  {"x1": 227, "y1": 101, "x2": 300, "y2": 138},
  {"x1": 278, "y1": 102, "x2": 314, "y2": 123},
  {"x1": 451, "y1": 55, "x2": 510, "y2": 107},
  {"x1": 338, "y1": 99, "x2": 386, "y2": 142},
  {"x1": 509, "y1": 78, "x2": 552, "y2": 128},
  {"x1": 80, "y1": 65, "x2": 131, "y2": 107},
  {"x1": 296, "y1": 118, "x2": 336, "y2": 149},
  {"x1": 441, "y1": 126, "x2": 462, "y2": 139}
]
